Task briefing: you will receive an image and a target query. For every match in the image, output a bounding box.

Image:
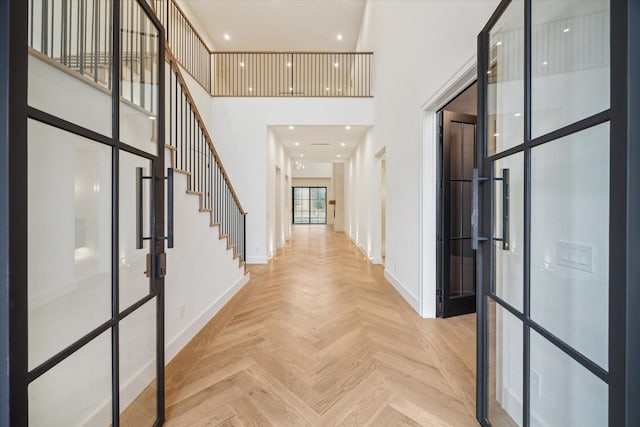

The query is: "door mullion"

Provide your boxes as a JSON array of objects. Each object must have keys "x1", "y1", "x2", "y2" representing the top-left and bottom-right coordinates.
[{"x1": 523, "y1": 0, "x2": 532, "y2": 425}]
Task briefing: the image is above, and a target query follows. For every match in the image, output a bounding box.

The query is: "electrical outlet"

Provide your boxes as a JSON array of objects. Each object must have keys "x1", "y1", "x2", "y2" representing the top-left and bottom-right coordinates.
[{"x1": 531, "y1": 369, "x2": 541, "y2": 396}]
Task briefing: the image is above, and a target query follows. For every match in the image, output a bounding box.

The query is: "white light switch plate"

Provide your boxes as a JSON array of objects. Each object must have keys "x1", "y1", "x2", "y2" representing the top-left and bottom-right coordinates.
[{"x1": 557, "y1": 241, "x2": 593, "y2": 272}]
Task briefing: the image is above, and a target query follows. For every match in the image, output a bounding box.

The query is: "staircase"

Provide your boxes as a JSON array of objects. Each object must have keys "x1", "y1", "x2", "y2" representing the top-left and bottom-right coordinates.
[{"x1": 164, "y1": 49, "x2": 247, "y2": 267}]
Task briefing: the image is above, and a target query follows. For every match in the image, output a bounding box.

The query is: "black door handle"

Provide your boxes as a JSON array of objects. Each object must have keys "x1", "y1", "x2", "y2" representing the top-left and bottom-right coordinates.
[
  {"x1": 471, "y1": 168, "x2": 510, "y2": 251},
  {"x1": 472, "y1": 168, "x2": 488, "y2": 250}
]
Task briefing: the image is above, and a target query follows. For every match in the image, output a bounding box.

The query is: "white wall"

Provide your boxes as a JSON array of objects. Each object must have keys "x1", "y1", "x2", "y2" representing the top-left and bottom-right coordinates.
[
  {"x1": 332, "y1": 163, "x2": 345, "y2": 232},
  {"x1": 208, "y1": 97, "x2": 373, "y2": 264},
  {"x1": 355, "y1": 0, "x2": 499, "y2": 317},
  {"x1": 291, "y1": 162, "x2": 333, "y2": 178},
  {"x1": 165, "y1": 164, "x2": 248, "y2": 363},
  {"x1": 267, "y1": 128, "x2": 292, "y2": 257},
  {"x1": 345, "y1": 128, "x2": 383, "y2": 264}
]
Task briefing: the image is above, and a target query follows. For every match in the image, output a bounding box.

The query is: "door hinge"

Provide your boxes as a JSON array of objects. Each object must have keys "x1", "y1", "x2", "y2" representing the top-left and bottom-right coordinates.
[
  {"x1": 145, "y1": 253, "x2": 167, "y2": 278},
  {"x1": 145, "y1": 253, "x2": 151, "y2": 278}
]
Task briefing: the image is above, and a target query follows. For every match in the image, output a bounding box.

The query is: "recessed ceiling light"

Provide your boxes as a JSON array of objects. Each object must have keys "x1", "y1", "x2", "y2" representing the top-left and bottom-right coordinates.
[
  {"x1": 337, "y1": 154, "x2": 341, "y2": 158},
  {"x1": 496, "y1": 41, "x2": 502, "y2": 46},
  {"x1": 294, "y1": 142, "x2": 299, "y2": 146},
  {"x1": 248, "y1": 87, "x2": 253, "y2": 92},
  {"x1": 287, "y1": 62, "x2": 291, "y2": 67},
  {"x1": 334, "y1": 62, "x2": 339, "y2": 68},
  {"x1": 337, "y1": 34, "x2": 343, "y2": 41},
  {"x1": 289, "y1": 126, "x2": 294, "y2": 130},
  {"x1": 326, "y1": 87, "x2": 330, "y2": 91},
  {"x1": 563, "y1": 28, "x2": 570, "y2": 33},
  {"x1": 341, "y1": 142, "x2": 346, "y2": 146},
  {"x1": 300, "y1": 154, "x2": 304, "y2": 157},
  {"x1": 514, "y1": 113, "x2": 522, "y2": 117},
  {"x1": 240, "y1": 61, "x2": 245, "y2": 67},
  {"x1": 345, "y1": 126, "x2": 351, "y2": 130},
  {"x1": 223, "y1": 33, "x2": 230, "y2": 40},
  {"x1": 542, "y1": 61, "x2": 548, "y2": 66},
  {"x1": 289, "y1": 87, "x2": 293, "y2": 91}
]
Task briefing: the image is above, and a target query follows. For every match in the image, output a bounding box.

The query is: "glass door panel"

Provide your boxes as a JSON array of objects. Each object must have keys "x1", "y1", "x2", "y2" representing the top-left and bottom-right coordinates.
[
  {"x1": 27, "y1": 120, "x2": 112, "y2": 370},
  {"x1": 120, "y1": 0, "x2": 160, "y2": 155},
  {"x1": 27, "y1": 0, "x2": 114, "y2": 137},
  {"x1": 28, "y1": 331, "x2": 112, "y2": 427},
  {"x1": 119, "y1": 300, "x2": 158, "y2": 426},
  {"x1": 310, "y1": 187, "x2": 327, "y2": 224},
  {"x1": 488, "y1": 299, "x2": 522, "y2": 427},
  {"x1": 530, "y1": 330, "x2": 608, "y2": 427},
  {"x1": 492, "y1": 152, "x2": 523, "y2": 312},
  {"x1": 119, "y1": 151, "x2": 153, "y2": 311},
  {"x1": 531, "y1": 123, "x2": 609, "y2": 370},
  {"x1": 487, "y1": 0, "x2": 524, "y2": 156},
  {"x1": 531, "y1": 0, "x2": 610, "y2": 138}
]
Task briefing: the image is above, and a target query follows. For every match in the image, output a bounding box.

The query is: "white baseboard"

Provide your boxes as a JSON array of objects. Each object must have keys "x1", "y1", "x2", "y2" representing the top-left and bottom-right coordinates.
[
  {"x1": 370, "y1": 255, "x2": 383, "y2": 265},
  {"x1": 384, "y1": 269, "x2": 420, "y2": 314},
  {"x1": 166, "y1": 272, "x2": 251, "y2": 363},
  {"x1": 246, "y1": 256, "x2": 268, "y2": 264}
]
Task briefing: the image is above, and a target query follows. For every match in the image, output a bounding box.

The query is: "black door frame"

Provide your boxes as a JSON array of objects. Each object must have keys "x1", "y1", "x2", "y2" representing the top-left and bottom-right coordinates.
[
  {"x1": 0, "y1": 0, "x2": 166, "y2": 424},
  {"x1": 292, "y1": 186, "x2": 328, "y2": 224},
  {"x1": 475, "y1": 0, "x2": 640, "y2": 425},
  {"x1": 437, "y1": 110, "x2": 478, "y2": 318}
]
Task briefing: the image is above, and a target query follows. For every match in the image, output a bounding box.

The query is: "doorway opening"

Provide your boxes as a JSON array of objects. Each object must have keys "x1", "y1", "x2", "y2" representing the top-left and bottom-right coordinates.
[{"x1": 437, "y1": 81, "x2": 478, "y2": 318}]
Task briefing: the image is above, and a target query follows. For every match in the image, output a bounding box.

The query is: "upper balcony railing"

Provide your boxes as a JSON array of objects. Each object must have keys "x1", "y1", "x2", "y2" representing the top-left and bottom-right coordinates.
[
  {"x1": 152, "y1": 0, "x2": 374, "y2": 97},
  {"x1": 211, "y1": 52, "x2": 373, "y2": 97}
]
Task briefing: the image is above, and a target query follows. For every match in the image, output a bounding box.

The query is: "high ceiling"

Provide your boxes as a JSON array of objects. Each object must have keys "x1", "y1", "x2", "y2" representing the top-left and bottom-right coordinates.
[
  {"x1": 270, "y1": 125, "x2": 370, "y2": 163},
  {"x1": 179, "y1": 1, "x2": 371, "y2": 164},
  {"x1": 179, "y1": 0, "x2": 367, "y2": 52}
]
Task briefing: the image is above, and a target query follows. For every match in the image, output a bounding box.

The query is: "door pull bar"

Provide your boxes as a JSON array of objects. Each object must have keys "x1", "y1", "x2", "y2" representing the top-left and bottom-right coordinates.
[{"x1": 471, "y1": 168, "x2": 510, "y2": 251}]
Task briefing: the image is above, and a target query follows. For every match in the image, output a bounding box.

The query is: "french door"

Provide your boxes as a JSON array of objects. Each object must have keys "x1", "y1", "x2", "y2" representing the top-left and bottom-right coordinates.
[
  {"x1": 438, "y1": 111, "x2": 478, "y2": 317},
  {"x1": 475, "y1": 0, "x2": 639, "y2": 426},
  {"x1": 3, "y1": 0, "x2": 166, "y2": 424},
  {"x1": 293, "y1": 187, "x2": 327, "y2": 224}
]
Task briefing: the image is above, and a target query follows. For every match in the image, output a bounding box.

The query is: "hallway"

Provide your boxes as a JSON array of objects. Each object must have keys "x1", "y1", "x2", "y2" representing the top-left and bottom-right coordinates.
[{"x1": 164, "y1": 226, "x2": 476, "y2": 426}]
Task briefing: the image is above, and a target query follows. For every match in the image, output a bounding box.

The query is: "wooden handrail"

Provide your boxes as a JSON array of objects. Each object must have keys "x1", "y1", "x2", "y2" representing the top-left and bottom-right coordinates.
[{"x1": 165, "y1": 46, "x2": 246, "y2": 215}]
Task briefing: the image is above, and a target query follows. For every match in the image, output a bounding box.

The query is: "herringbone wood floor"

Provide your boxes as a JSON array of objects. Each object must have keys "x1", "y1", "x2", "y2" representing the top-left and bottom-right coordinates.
[{"x1": 162, "y1": 225, "x2": 477, "y2": 426}]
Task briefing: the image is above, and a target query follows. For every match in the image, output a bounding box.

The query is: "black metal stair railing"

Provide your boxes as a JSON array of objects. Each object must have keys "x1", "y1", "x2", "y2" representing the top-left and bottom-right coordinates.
[
  {"x1": 28, "y1": 0, "x2": 160, "y2": 116},
  {"x1": 166, "y1": 49, "x2": 247, "y2": 264}
]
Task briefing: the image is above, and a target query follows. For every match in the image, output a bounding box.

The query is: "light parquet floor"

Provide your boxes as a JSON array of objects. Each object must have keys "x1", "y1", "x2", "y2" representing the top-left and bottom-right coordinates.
[{"x1": 163, "y1": 225, "x2": 477, "y2": 426}]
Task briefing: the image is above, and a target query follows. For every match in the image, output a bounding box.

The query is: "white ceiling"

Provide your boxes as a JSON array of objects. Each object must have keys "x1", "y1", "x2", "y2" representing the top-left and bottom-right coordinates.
[
  {"x1": 270, "y1": 125, "x2": 369, "y2": 163},
  {"x1": 180, "y1": 0, "x2": 367, "y2": 52}
]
